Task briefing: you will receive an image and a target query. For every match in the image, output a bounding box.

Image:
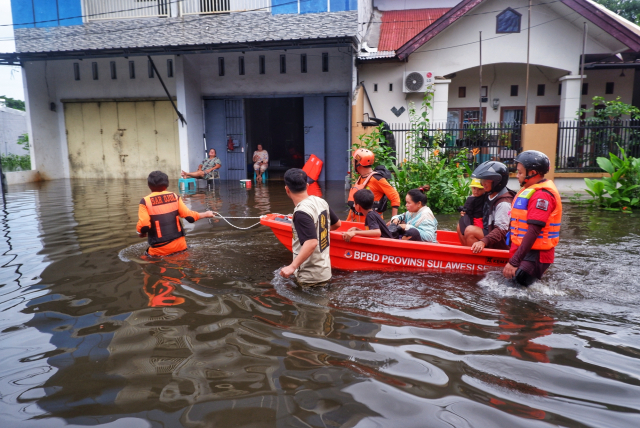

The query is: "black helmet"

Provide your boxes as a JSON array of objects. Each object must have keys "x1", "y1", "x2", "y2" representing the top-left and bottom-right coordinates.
[
  {"x1": 471, "y1": 161, "x2": 509, "y2": 193},
  {"x1": 514, "y1": 150, "x2": 550, "y2": 175}
]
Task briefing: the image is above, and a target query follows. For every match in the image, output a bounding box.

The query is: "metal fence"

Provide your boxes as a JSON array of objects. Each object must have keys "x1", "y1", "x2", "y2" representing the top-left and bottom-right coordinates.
[
  {"x1": 84, "y1": 0, "x2": 169, "y2": 20},
  {"x1": 387, "y1": 122, "x2": 522, "y2": 171},
  {"x1": 556, "y1": 120, "x2": 640, "y2": 172},
  {"x1": 181, "y1": 0, "x2": 271, "y2": 15}
]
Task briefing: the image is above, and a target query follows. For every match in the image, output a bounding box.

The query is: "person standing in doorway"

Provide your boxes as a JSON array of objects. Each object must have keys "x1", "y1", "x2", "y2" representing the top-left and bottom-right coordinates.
[
  {"x1": 503, "y1": 151, "x2": 562, "y2": 286},
  {"x1": 253, "y1": 144, "x2": 269, "y2": 184},
  {"x1": 181, "y1": 148, "x2": 221, "y2": 180},
  {"x1": 280, "y1": 168, "x2": 342, "y2": 287}
]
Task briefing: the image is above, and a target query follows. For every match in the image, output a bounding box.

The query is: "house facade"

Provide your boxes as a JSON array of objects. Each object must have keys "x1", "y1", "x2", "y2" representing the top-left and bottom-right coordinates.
[
  {"x1": 6, "y1": 0, "x2": 360, "y2": 181},
  {"x1": 357, "y1": 0, "x2": 640, "y2": 128}
]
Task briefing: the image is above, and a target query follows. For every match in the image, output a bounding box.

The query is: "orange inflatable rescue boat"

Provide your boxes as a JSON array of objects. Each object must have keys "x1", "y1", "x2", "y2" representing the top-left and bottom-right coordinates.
[{"x1": 261, "y1": 214, "x2": 510, "y2": 274}]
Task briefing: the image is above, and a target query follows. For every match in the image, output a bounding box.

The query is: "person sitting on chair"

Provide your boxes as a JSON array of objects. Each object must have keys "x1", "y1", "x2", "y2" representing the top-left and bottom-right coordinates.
[
  {"x1": 253, "y1": 144, "x2": 269, "y2": 184},
  {"x1": 181, "y1": 149, "x2": 221, "y2": 181}
]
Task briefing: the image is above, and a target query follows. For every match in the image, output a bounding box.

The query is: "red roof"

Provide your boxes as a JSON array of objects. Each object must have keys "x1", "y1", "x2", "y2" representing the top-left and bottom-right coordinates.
[{"x1": 378, "y1": 8, "x2": 451, "y2": 51}]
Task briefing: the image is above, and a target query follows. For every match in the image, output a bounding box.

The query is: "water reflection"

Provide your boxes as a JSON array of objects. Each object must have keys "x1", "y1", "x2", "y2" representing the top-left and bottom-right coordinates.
[{"x1": 1, "y1": 180, "x2": 640, "y2": 427}]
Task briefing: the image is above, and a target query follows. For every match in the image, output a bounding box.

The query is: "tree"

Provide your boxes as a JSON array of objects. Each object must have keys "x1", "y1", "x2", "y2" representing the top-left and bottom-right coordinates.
[
  {"x1": 0, "y1": 95, "x2": 25, "y2": 111},
  {"x1": 595, "y1": 0, "x2": 640, "y2": 25}
]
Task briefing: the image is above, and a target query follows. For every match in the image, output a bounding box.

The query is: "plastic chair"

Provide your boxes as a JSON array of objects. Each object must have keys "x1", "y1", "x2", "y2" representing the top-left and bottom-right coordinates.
[
  {"x1": 178, "y1": 178, "x2": 197, "y2": 193},
  {"x1": 253, "y1": 170, "x2": 268, "y2": 183}
]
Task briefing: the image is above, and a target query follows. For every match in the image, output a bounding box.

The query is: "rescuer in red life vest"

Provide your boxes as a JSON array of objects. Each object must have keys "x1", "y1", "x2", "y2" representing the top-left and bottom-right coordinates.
[
  {"x1": 137, "y1": 171, "x2": 214, "y2": 257},
  {"x1": 347, "y1": 148, "x2": 401, "y2": 223},
  {"x1": 503, "y1": 151, "x2": 563, "y2": 286}
]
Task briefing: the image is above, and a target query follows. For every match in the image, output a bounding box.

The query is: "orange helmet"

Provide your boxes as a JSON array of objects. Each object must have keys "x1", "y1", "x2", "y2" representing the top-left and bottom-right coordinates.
[{"x1": 353, "y1": 148, "x2": 375, "y2": 167}]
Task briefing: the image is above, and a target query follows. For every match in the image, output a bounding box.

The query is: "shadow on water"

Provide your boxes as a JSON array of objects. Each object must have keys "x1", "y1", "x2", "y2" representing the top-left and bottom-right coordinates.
[{"x1": 0, "y1": 179, "x2": 639, "y2": 427}]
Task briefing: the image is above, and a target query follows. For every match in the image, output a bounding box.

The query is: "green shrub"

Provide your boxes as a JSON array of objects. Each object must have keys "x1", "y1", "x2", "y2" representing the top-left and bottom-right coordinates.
[
  {"x1": 584, "y1": 145, "x2": 640, "y2": 212},
  {"x1": 1, "y1": 153, "x2": 31, "y2": 172}
]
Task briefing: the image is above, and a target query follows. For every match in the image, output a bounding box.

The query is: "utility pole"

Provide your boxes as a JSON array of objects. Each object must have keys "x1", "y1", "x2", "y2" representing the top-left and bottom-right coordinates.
[
  {"x1": 524, "y1": 0, "x2": 532, "y2": 124},
  {"x1": 479, "y1": 31, "x2": 483, "y2": 124}
]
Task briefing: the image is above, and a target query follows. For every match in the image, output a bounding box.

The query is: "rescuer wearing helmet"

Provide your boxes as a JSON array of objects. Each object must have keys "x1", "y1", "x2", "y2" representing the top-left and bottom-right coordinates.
[
  {"x1": 461, "y1": 161, "x2": 515, "y2": 253},
  {"x1": 137, "y1": 171, "x2": 214, "y2": 257},
  {"x1": 503, "y1": 151, "x2": 562, "y2": 286},
  {"x1": 347, "y1": 148, "x2": 401, "y2": 223}
]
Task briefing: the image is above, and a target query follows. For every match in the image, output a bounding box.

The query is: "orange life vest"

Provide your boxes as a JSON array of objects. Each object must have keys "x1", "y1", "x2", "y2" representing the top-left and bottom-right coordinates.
[
  {"x1": 346, "y1": 172, "x2": 386, "y2": 223},
  {"x1": 143, "y1": 192, "x2": 184, "y2": 247},
  {"x1": 302, "y1": 154, "x2": 323, "y2": 183},
  {"x1": 509, "y1": 180, "x2": 562, "y2": 250}
]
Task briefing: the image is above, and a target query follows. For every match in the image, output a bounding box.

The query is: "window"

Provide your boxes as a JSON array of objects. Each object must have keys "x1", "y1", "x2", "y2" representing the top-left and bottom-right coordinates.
[
  {"x1": 148, "y1": 60, "x2": 154, "y2": 78},
  {"x1": 458, "y1": 87, "x2": 466, "y2": 98},
  {"x1": 510, "y1": 85, "x2": 518, "y2": 96},
  {"x1": 73, "y1": 63, "x2": 80, "y2": 81},
  {"x1": 129, "y1": 61, "x2": 136, "y2": 79},
  {"x1": 92, "y1": 62, "x2": 99, "y2": 80},
  {"x1": 322, "y1": 52, "x2": 329, "y2": 72},
  {"x1": 218, "y1": 57, "x2": 225, "y2": 76},
  {"x1": 259, "y1": 55, "x2": 265, "y2": 74},
  {"x1": 501, "y1": 107, "x2": 524, "y2": 123},
  {"x1": 389, "y1": 83, "x2": 393, "y2": 92},
  {"x1": 300, "y1": 54, "x2": 307, "y2": 73},
  {"x1": 280, "y1": 54, "x2": 286, "y2": 74},
  {"x1": 481, "y1": 86, "x2": 488, "y2": 97},
  {"x1": 582, "y1": 82, "x2": 588, "y2": 95},
  {"x1": 110, "y1": 61, "x2": 117, "y2": 79},
  {"x1": 374, "y1": 84, "x2": 378, "y2": 92},
  {"x1": 239, "y1": 56, "x2": 245, "y2": 75},
  {"x1": 496, "y1": 8, "x2": 521, "y2": 33},
  {"x1": 167, "y1": 59, "x2": 174, "y2": 78},
  {"x1": 558, "y1": 83, "x2": 562, "y2": 96},
  {"x1": 605, "y1": 82, "x2": 614, "y2": 94},
  {"x1": 537, "y1": 84, "x2": 545, "y2": 96}
]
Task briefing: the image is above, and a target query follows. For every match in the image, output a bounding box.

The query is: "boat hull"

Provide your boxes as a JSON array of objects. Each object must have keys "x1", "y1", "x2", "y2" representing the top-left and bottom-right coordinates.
[{"x1": 261, "y1": 214, "x2": 510, "y2": 274}]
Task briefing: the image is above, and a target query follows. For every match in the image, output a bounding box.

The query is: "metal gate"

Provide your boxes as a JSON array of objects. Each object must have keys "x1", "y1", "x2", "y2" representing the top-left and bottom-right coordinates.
[{"x1": 225, "y1": 99, "x2": 246, "y2": 181}]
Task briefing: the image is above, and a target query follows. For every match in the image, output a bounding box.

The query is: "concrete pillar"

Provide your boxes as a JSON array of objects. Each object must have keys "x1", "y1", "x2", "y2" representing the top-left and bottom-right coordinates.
[
  {"x1": 432, "y1": 79, "x2": 451, "y2": 125},
  {"x1": 559, "y1": 75, "x2": 585, "y2": 122},
  {"x1": 175, "y1": 55, "x2": 204, "y2": 173}
]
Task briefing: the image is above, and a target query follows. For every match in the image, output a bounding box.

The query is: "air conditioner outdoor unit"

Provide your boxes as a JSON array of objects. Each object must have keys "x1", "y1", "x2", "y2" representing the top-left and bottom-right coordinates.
[{"x1": 403, "y1": 71, "x2": 434, "y2": 93}]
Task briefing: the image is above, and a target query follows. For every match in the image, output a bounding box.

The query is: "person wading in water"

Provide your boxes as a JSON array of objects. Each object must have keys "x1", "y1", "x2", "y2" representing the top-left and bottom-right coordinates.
[
  {"x1": 280, "y1": 168, "x2": 341, "y2": 287},
  {"x1": 503, "y1": 151, "x2": 562, "y2": 286}
]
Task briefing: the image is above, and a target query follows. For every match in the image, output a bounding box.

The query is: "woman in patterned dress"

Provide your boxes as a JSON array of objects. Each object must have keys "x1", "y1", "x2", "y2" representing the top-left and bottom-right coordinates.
[{"x1": 181, "y1": 149, "x2": 221, "y2": 180}]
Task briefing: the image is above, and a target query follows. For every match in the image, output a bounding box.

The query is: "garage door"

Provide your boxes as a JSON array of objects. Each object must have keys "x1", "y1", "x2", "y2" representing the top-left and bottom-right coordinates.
[{"x1": 64, "y1": 101, "x2": 180, "y2": 179}]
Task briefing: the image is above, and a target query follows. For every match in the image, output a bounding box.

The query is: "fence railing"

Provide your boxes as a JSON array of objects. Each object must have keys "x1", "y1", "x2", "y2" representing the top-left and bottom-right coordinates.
[
  {"x1": 83, "y1": 0, "x2": 271, "y2": 21},
  {"x1": 387, "y1": 122, "x2": 522, "y2": 171},
  {"x1": 181, "y1": 0, "x2": 271, "y2": 15},
  {"x1": 557, "y1": 120, "x2": 640, "y2": 172},
  {"x1": 84, "y1": 0, "x2": 170, "y2": 21}
]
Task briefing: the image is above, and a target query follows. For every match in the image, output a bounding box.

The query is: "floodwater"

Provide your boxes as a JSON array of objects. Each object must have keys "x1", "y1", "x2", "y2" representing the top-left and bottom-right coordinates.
[{"x1": 1, "y1": 179, "x2": 639, "y2": 428}]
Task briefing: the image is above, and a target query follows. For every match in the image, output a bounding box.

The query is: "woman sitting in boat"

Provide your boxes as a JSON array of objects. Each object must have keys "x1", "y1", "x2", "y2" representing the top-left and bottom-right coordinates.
[{"x1": 388, "y1": 186, "x2": 438, "y2": 242}]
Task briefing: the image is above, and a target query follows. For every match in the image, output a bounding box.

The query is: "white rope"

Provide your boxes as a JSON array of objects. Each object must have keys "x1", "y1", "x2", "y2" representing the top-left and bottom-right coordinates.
[{"x1": 210, "y1": 212, "x2": 264, "y2": 230}]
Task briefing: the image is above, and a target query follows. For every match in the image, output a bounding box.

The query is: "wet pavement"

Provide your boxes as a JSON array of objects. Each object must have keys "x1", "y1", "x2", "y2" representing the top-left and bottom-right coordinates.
[{"x1": 0, "y1": 179, "x2": 639, "y2": 427}]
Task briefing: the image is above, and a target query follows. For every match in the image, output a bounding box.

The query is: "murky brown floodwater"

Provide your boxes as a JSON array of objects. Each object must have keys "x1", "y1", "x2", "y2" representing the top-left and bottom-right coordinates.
[{"x1": 1, "y1": 179, "x2": 639, "y2": 428}]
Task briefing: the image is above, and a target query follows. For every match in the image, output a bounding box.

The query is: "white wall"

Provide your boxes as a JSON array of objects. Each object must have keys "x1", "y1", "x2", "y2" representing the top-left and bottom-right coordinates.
[
  {"x1": 194, "y1": 48, "x2": 352, "y2": 96},
  {"x1": 0, "y1": 106, "x2": 28, "y2": 156},
  {"x1": 581, "y1": 68, "x2": 635, "y2": 114}
]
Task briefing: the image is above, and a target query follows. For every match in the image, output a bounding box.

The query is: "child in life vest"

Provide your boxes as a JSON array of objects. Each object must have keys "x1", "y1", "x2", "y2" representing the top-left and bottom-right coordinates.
[
  {"x1": 137, "y1": 171, "x2": 214, "y2": 257},
  {"x1": 342, "y1": 189, "x2": 394, "y2": 242},
  {"x1": 389, "y1": 186, "x2": 438, "y2": 242},
  {"x1": 458, "y1": 178, "x2": 486, "y2": 232}
]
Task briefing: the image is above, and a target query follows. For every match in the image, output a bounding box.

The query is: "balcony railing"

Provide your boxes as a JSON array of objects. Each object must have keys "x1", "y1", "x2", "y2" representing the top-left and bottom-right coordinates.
[
  {"x1": 84, "y1": 0, "x2": 170, "y2": 21},
  {"x1": 180, "y1": 0, "x2": 271, "y2": 15},
  {"x1": 83, "y1": 0, "x2": 271, "y2": 21}
]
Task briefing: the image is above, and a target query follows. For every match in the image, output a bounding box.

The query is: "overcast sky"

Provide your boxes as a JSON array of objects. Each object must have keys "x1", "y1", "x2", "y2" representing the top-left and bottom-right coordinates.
[{"x1": 0, "y1": 0, "x2": 24, "y2": 101}]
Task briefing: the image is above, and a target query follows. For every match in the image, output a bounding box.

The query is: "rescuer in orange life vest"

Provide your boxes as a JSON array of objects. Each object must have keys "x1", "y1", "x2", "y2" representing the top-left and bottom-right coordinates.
[
  {"x1": 137, "y1": 171, "x2": 214, "y2": 257},
  {"x1": 503, "y1": 151, "x2": 562, "y2": 286},
  {"x1": 347, "y1": 148, "x2": 401, "y2": 223}
]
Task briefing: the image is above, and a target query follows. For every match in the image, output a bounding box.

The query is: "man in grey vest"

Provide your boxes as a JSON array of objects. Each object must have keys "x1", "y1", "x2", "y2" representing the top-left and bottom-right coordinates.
[{"x1": 280, "y1": 168, "x2": 342, "y2": 286}]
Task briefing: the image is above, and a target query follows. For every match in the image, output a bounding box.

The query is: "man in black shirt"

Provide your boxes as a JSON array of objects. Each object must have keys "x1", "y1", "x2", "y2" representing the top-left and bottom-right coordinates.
[
  {"x1": 280, "y1": 169, "x2": 341, "y2": 286},
  {"x1": 342, "y1": 189, "x2": 394, "y2": 242}
]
